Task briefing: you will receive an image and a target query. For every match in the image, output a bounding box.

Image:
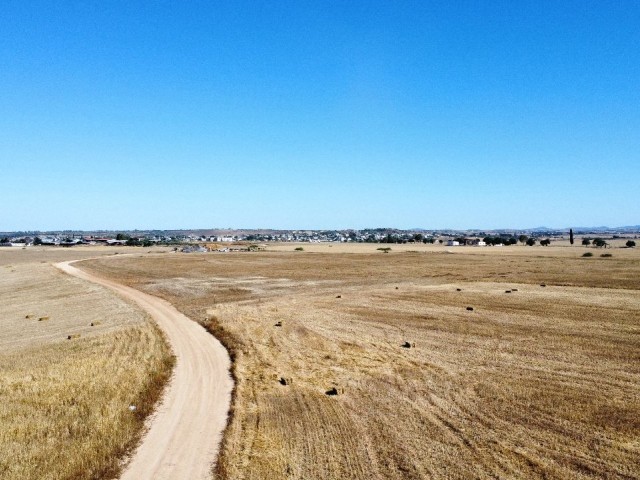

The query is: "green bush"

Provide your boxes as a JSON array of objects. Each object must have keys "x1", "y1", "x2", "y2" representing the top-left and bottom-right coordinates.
[
  {"x1": 294, "y1": 247, "x2": 304, "y2": 251},
  {"x1": 600, "y1": 253, "x2": 613, "y2": 258},
  {"x1": 582, "y1": 252, "x2": 593, "y2": 257}
]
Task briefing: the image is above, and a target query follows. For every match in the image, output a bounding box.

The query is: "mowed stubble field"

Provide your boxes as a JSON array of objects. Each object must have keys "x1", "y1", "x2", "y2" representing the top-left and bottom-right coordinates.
[
  {"x1": 0, "y1": 247, "x2": 173, "y2": 480},
  {"x1": 82, "y1": 244, "x2": 640, "y2": 479}
]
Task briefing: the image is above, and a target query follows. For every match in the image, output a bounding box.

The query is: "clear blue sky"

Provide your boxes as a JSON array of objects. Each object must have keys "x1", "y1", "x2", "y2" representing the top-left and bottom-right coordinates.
[{"x1": 1, "y1": 1, "x2": 638, "y2": 231}]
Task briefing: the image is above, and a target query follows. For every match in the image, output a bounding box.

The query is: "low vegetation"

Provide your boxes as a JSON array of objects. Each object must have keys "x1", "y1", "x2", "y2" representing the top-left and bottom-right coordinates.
[{"x1": 83, "y1": 245, "x2": 640, "y2": 479}]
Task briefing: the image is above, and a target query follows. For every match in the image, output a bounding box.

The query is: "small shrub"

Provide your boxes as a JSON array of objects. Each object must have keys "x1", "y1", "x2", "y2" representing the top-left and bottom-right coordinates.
[
  {"x1": 294, "y1": 247, "x2": 304, "y2": 251},
  {"x1": 582, "y1": 252, "x2": 593, "y2": 257},
  {"x1": 377, "y1": 247, "x2": 391, "y2": 253},
  {"x1": 600, "y1": 253, "x2": 613, "y2": 258}
]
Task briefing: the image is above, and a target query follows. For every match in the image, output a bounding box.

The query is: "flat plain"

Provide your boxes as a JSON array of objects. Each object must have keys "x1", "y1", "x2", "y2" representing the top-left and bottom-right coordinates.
[
  {"x1": 81, "y1": 243, "x2": 640, "y2": 479},
  {"x1": 0, "y1": 247, "x2": 173, "y2": 480}
]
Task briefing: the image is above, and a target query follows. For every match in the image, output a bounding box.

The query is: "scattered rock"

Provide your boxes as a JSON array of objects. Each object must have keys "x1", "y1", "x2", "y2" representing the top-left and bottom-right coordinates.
[
  {"x1": 540, "y1": 284, "x2": 546, "y2": 287},
  {"x1": 279, "y1": 377, "x2": 291, "y2": 386},
  {"x1": 456, "y1": 288, "x2": 462, "y2": 292},
  {"x1": 466, "y1": 307, "x2": 474, "y2": 311},
  {"x1": 128, "y1": 405, "x2": 137, "y2": 412},
  {"x1": 512, "y1": 288, "x2": 518, "y2": 292},
  {"x1": 401, "y1": 341, "x2": 414, "y2": 348},
  {"x1": 274, "y1": 321, "x2": 282, "y2": 327},
  {"x1": 395, "y1": 286, "x2": 399, "y2": 290},
  {"x1": 336, "y1": 295, "x2": 342, "y2": 298},
  {"x1": 505, "y1": 290, "x2": 512, "y2": 293}
]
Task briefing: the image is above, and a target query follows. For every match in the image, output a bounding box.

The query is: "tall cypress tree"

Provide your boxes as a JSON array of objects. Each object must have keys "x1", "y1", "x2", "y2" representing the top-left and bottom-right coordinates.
[{"x1": 570, "y1": 228, "x2": 574, "y2": 245}]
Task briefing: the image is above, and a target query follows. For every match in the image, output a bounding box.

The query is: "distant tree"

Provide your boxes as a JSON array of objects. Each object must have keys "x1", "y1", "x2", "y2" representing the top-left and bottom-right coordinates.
[
  {"x1": 438, "y1": 239, "x2": 444, "y2": 244},
  {"x1": 142, "y1": 240, "x2": 153, "y2": 247},
  {"x1": 518, "y1": 235, "x2": 528, "y2": 245},
  {"x1": 33, "y1": 237, "x2": 43, "y2": 245},
  {"x1": 593, "y1": 238, "x2": 607, "y2": 248},
  {"x1": 413, "y1": 233, "x2": 423, "y2": 242},
  {"x1": 1, "y1": 237, "x2": 9, "y2": 243},
  {"x1": 526, "y1": 238, "x2": 536, "y2": 246},
  {"x1": 507, "y1": 237, "x2": 518, "y2": 245},
  {"x1": 126, "y1": 238, "x2": 141, "y2": 246},
  {"x1": 569, "y1": 229, "x2": 574, "y2": 245},
  {"x1": 540, "y1": 239, "x2": 551, "y2": 246},
  {"x1": 626, "y1": 240, "x2": 636, "y2": 248},
  {"x1": 582, "y1": 238, "x2": 591, "y2": 246},
  {"x1": 116, "y1": 233, "x2": 130, "y2": 241}
]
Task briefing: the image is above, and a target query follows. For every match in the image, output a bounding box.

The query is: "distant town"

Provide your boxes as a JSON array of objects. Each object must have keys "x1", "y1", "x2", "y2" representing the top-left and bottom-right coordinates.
[{"x1": 1, "y1": 226, "x2": 638, "y2": 249}]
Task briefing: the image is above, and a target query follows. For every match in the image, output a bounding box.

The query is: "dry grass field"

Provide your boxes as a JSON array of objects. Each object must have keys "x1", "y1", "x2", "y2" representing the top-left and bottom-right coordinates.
[
  {"x1": 81, "y1": 243, "x2": 640, "y2": 479},
  {"x1": 0, "y1": 248, "x2": 173, "y2": 480}
]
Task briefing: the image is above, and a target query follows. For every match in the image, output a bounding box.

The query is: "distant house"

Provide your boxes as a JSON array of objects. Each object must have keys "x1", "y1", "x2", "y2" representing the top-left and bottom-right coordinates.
[
  {"x1": 447, "y1": 240, "x2": 460, "y2": 246},
  {"x1": 467, "y1": 239, "x2": 486, "y2": 246}
]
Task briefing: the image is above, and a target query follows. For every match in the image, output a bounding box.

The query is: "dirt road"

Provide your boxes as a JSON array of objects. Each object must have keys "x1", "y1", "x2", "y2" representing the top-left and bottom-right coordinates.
[{"x1": 56, "y1": 261, "x2": 233, "y2": 480}]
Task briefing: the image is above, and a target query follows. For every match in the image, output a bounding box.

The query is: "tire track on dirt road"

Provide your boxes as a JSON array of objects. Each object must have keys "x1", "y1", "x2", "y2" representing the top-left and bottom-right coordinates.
[{"x1": 56, "y1": 261, "x2": 233, "y2": 480}]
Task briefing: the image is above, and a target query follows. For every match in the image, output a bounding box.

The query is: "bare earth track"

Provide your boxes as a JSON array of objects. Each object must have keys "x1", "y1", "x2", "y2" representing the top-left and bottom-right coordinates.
[{"x1": 57, "y1": 261, "x2": 233, "y2": 480}]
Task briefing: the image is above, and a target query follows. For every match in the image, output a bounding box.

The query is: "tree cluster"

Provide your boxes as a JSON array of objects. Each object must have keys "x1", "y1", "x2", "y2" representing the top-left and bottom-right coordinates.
[{"x1": 483, "y1": 236, "x2": 518, "y2": 246}]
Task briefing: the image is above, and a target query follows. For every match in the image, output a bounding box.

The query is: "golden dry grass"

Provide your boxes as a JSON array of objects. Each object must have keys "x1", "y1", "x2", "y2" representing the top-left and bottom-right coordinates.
[
  {"x1": 81, "y1": 245, "x2": 640, "y2": 479},
  {"x1": 0, "y1": 248, "x2": 173, "y2": 480}
]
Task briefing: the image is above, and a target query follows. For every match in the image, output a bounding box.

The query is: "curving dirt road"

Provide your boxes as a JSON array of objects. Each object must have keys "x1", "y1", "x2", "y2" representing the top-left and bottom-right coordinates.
[{"x1": 56, "y1": 261, "x2": 233, "y2": 480}]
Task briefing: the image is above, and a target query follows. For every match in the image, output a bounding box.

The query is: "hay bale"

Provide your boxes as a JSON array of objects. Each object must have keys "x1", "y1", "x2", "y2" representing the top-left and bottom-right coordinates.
[
  {"x1": 395, "y1": 286, "x2": 399, "y2": 290},
  {"x1": 90, "y1": 321, "x2": 102, "y2": 327},
  {"x1": 67, "y1": 334, "x2": 81, "y2": 340},
  {"x1": 279, "y1": 377, "x2": 292, "y2": 386},
  {"x1": 25, "y1": 314, "x2": 34, "y2": 319},
  {"x1": 38, "y1": 316, "x2": 50, "y2": 322},
  {"x1": 336, "y1": 295, "x2": 342, "y2": 298},
  {"x1": 505, "y1": 290, "x2": 511, "y2": 293},
  {"x1": 325, "y1": 387, "x2": 341, "y2": 396},
  {"x1": 512, "y1": 288, "x2": 518, "y2": 292},
  {"x1": 540, "y1": 284, "x2": 546, "y2": 287},
  {"x1": 466, "y1": 306, "x2": 474, "y2": 311},
  {"x1": 456, "y1": 288, "x2": 462, "y2": 292}
]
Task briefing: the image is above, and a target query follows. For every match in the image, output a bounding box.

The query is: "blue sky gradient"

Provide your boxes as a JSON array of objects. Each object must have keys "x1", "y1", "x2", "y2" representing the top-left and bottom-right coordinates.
[{"x1": 1, "y1": 1, "x2": 638, "y2": 230}]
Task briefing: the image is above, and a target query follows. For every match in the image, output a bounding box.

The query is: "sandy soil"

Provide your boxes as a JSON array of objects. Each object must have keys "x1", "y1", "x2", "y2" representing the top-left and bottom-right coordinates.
[{"x1": 57, "y1": 261, "x2": 233, "y2": 480}]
